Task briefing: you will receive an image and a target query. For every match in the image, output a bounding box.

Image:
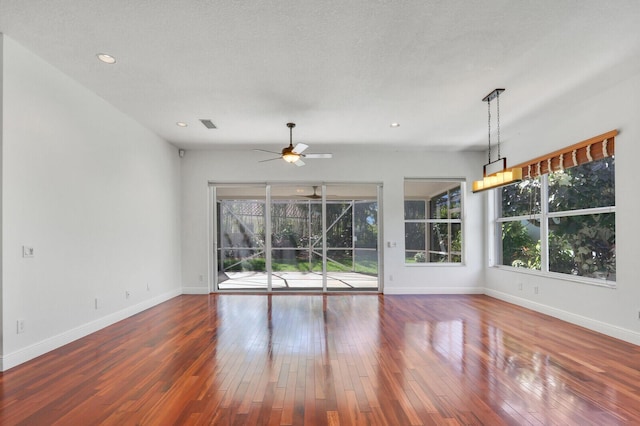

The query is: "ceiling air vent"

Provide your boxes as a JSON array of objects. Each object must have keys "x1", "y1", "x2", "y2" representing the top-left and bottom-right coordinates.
[{"x1": 200, "y1": 119, "x2": 217, "y2": 129}]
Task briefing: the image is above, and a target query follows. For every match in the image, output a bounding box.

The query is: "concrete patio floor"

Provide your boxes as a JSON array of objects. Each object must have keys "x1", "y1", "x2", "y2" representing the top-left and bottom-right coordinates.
[{"x1": 217, "y1": 271, "x2": 379, "y2": 290}]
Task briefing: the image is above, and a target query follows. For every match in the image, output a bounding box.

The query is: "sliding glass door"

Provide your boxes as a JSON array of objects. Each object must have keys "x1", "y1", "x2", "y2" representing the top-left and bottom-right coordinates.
[
  {"x1": 212, "y1": 183, "x2": 381, "y2": 292},
  {"x1": 270, "y1": 185, "x2": 324, "y2": 290},
  {"x1": 214, "y1": 185, "x2": 267, "y2": 291}
]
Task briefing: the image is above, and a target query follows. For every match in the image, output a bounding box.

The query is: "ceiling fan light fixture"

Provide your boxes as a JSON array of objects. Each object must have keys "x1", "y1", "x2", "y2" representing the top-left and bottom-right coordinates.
[{"x1": 282, "y1": 152, "x2": 300, "y2": 163}]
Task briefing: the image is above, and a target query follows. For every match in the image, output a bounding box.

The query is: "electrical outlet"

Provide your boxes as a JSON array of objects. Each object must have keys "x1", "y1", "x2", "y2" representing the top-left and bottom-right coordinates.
[
  {"x1": 17, "y1": 319, "x2": 25, "y2": 334},
  {"x1": 146, "y1": 283, "x2": 150, "y2": 291},
  {"x1": 389, "y1": 275, "x2": 394, "y2": 282},
  {"x1": 518, "y1": 281, "x2": 523, "y2": 291},
  {"x1": 95, "y1": 298, "x2": 99, "y2": 310},
  {"x1": 534, "y1": 286, "x2": 539, "y2": 295},
  {"x1": 199, "y1": 275, "x2": 204, "y2": 282},
  {"x1": 126, "y1": 291, "x2": 131, "y2": 299}
]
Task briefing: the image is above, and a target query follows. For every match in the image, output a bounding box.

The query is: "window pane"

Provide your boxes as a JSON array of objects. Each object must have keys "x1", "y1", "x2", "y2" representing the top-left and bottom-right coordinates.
[
  {"x1": 405, "y1": 223, "x2": 425, "y2": 250},
  {"x1": 499, "y1": 178, "x2": 541, "y2": 217},
  {"x1": 500, "y1": 219, "x2": 541, "y2": 269},
  {"x1": 430, "y1": 194, "x2": 448, "y2": 219},
  {"x1": 429, "y1": 253, "x2": 448, "y2": 262},
  {"x1": 548, "y1": 157, "x2": 615, "y2": 212},
  {"x1": 354, "y1": 201, "x2": 378, "y2": 249},
  {"x1": 427, "y1": 222, "x2": 462, "y2": 263},
  {"x1": 326, "y1": 249, "x2": 352, "y2": 272},
  {"x1": 326, "y1": 203, "x2": 352, "y2": 248},
  {"x1": 271, "y1": 202, "x2": 308, "y2": 249},
  {"x1": 449, "y1": 187, "x2": 462, "y2": 220},
  {"x1": 404, "y1": 200, "x2": 425, "y2": 220},
  {"x1": 548, "y1": 213, "x2": 615, "y2": 280},
  {"x1": 429, "y1": 223, "x2": 449, "y2": 254},
  {"x1": 451, "y1": 222, "x2": 462, "y2": 255},
  {"x1": 405, "y1": 223, "x2": 425, "y2": 262}
]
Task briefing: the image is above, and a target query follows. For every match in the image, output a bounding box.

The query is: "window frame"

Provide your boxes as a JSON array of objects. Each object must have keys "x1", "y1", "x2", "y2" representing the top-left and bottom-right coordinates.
[
  {"x1": 494, "y1": 161, "x2": 616, "y2": 287},
  {"x1": 404, "y1": 179, "x2": 465, "y2": 266}
]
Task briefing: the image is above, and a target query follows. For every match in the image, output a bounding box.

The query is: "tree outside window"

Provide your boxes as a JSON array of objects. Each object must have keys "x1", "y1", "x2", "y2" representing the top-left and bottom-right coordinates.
[{"x1": 498, "y1": 157, "x2": 615, "y2": 282}]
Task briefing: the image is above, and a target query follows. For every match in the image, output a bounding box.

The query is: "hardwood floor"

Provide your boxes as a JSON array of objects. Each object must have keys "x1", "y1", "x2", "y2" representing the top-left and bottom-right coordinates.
[{"x1": 1, "y1": 294, "x2": 640, "y2": 425}]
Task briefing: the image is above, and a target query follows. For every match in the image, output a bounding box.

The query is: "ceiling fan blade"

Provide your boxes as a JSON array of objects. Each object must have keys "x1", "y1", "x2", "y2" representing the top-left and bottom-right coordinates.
[
  {"x1": 292, "y1": 143, "x2": 309, "y2": 154},
  {"x1": 303, "y1": 153, "x2": 333, "y2": 159},
  {"x1": 253, "y1": 148, "x2": 281, "y2": 155},
  {"x1": 259, "y1": 157, "x2": 282, "y2": 163},
  {"x1": 294, "y1": 159, "x2": 305, "y2": 167}
]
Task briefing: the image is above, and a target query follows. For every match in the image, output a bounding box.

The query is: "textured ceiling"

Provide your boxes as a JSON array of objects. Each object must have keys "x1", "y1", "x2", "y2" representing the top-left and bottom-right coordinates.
[{"x1": 2, "y1": 0, "x2": 640, "y2": 152}]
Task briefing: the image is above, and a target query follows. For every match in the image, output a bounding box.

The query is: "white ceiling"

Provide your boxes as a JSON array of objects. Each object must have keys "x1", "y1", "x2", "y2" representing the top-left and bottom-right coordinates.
[{"x1": 2, "y1": 1, "x2": 640, "y2": 152}]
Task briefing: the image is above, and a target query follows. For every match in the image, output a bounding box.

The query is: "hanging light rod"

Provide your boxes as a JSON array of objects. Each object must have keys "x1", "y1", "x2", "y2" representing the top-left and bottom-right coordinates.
[
  {"x1": 482, "y1": 88, "x2": 505, "y2": 103},
  {"x1": 473, "y1": 88, "x2": 522, "y2": 193}
]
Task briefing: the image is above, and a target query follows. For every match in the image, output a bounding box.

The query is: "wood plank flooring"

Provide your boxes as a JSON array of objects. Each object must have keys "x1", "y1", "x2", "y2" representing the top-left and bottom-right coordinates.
[{"x1": 1, "y1": 294, "x2": 640, "y2": 425}]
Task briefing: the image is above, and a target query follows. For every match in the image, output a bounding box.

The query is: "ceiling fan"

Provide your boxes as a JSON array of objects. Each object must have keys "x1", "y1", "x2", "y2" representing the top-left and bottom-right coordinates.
[
  {"x1": 254, "y1": 123, "x2": 333, "y2": 166},
  {"x1": 305, "y1": 186, "x2": 322, "y2": 199}
]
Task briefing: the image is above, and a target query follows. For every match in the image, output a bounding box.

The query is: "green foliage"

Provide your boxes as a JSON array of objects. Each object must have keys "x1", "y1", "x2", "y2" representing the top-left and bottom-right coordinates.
[
  {"x1": 501, "y1": 157, "x2": 615, "y2": 280},
  {"x1": 354, "y1": 202, "x2": 379, "y2": 248},
  {"x1": 549, "y1": 214, "x2": 615, "y2": 278},
  {"x1": 547, "y1": 158, "x2": 615, "y2": 278},
  {"x1": 223, "y1": 257, "x2": 266, "y2": 271},
  {"x1": 501, "y1": 221, "x2": 540, "y2": 269},
  {"x1": 548, "y1": 159, "x2": 615, "y2": 211},
  {"x1": 414, "y1": 252, "x2": 426, "y2": 263},
  {"x1": 500, "y1": 179, "x2": 541, "y2": 216},
  {"x1": 451, "y1": 228, "x2": 462, "y2": 253}
]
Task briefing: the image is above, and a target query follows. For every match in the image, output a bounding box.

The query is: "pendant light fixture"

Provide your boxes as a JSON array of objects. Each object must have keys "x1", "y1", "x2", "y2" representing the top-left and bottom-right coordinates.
[{"x1": 472, "y1": 88, "x2": 522, "y2": 193}]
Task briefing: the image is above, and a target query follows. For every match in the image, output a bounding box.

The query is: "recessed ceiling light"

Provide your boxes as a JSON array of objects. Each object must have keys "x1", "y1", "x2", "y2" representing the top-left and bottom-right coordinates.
[
  {"x1": 97, "y1": 53, "x2": 116, "y2": 64},
  {"x1": 390, "y1": 122, "x2": 400, "y2": 128},
  {"x1": 176, "y1": 122, "x2": 188, "y2": 127}
]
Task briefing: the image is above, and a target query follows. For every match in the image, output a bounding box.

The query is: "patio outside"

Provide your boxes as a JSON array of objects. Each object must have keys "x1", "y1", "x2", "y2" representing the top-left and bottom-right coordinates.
[{"x1": 215, "y1": 185, "x2": 380, "y2": 291}]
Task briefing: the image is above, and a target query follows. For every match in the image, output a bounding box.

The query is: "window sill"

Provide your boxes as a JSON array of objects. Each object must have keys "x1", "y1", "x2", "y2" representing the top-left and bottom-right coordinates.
[{"x1": 491, "y1": 265, "x2": 616, "y2": 289}]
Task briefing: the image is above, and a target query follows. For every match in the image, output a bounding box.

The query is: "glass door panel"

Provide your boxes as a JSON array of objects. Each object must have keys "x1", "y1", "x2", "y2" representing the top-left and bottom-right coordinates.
[
  {"x1": 354, "y1": 200, "x2": 379, "y2": 274},
  {"x1": 215, "y1": 185, "x2": 268, "y2": 291},
  {"x1": 325, "y1": 184, "x2": 380, "y2": 290},
  {"x1": 270, "y1": 185, "x2": 324, "y2": 290}
]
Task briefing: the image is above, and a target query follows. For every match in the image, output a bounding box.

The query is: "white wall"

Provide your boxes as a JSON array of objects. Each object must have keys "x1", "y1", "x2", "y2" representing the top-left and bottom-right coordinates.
[
  {"x1": 485, "y1": 69, "x2": 640, "y2": 345},
  {"x1": 181, "y1": 147, "x2": 486, "y2": 294},
  {"x1": 1, "y1": 37, "x2": 182, "y2": 370},
  {"x1": 0, "y1": 34, "x2": 4, "y2": 356}
]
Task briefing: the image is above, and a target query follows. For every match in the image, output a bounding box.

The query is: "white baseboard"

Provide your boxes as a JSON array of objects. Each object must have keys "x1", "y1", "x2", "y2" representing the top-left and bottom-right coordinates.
[
  {"x1": 181, "y1": 286, "x2": 210, "y2": 294},
  {"x1": 384, "y1": 286, "x2": 484, "y2": 295},
  {"x1": 484, "y1": 288, "x2": 640, "y2": 346},
  {"x1": 0, "y1": 288, "x2": 182, "y2": 372}
]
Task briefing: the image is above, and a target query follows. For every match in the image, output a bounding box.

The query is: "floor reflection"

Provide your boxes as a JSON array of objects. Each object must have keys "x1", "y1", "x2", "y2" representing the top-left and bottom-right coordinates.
[{"x1": 2, "y1": 294, "x2": 634, "y2": 424}]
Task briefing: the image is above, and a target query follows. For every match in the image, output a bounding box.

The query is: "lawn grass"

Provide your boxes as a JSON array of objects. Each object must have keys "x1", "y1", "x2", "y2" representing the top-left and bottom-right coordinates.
[{"x1": 223, "y1": 258, "x2": 378, "y2": 275}]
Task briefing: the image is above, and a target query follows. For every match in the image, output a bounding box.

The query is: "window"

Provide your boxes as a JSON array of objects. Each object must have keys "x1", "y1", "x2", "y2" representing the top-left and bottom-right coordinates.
[
  {"x1": 497, "y1": 156, "x2": 615, "y2": 282},
  {"x1": 404, "y1": 180, "x2": 463, "y2": 264}
]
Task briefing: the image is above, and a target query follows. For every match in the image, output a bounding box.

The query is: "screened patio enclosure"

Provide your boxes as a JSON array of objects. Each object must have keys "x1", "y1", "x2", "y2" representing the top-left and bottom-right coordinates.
[{"x1": 211, "y1": 183, "x2": 382, "y2": 291}]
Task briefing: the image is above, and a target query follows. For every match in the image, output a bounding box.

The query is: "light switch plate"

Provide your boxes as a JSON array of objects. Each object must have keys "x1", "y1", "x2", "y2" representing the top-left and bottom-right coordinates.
[{"x1": 22, "y1": 246, "x2": 34, "y2": 258}]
